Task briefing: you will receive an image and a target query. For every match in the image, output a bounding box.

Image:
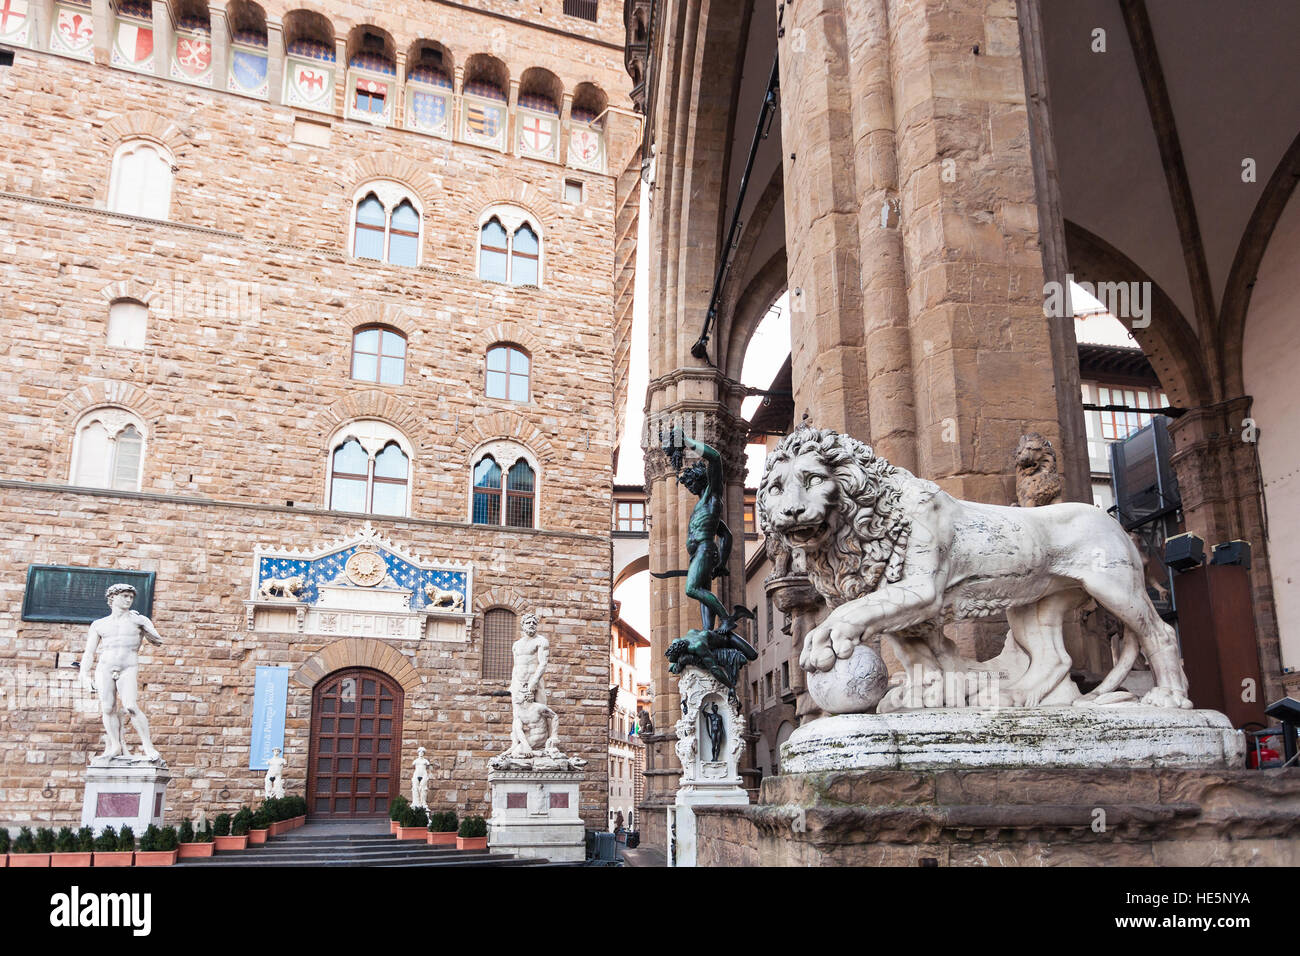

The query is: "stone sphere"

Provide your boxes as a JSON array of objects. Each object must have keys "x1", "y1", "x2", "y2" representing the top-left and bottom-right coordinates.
[{"x1": 806, "y1": 644, "x2": 889, "y2": 714}]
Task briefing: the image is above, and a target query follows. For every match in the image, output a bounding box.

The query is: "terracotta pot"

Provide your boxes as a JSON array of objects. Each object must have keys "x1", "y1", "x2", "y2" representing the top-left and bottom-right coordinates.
[
  {"x1": 177, "y1": 842, "x2": 215, "y2": 859},
  {"x1": 213, "y1": 835, "x2": 248, "y2": 851},
  {"x1": 134, "y1": 850, "x2": 178, "y2": 866},
  {"x1": 268, "y1": 820, "x2": 286, "y2": 837},
  {"x1": 456, "y1": 836, "x2": 488, "y2": 851},
  {"x1": 396, "y1": 826, "x2": 427, "y2": 841},
  {"x1": 10, "y1": 853, "x2": 51, "y2": 867},
  {"x1": 92, "y1": 852, "x2": 134, "y2": 867},
  {"x1": 293, "y1": 815, "x2": 306, "y2": 829},
  {"x1": 248, "y1": 828, "x2": 269, "y2": 845},
  {"x1": 50, "y1": 852, "x2": 93, "y2": 867},
  {"x1": 427, "y1": 831, "x2": 456, "y2": 846},
  {"x1": 389, "y1": 819, "x2": 400, "y2": 834}
]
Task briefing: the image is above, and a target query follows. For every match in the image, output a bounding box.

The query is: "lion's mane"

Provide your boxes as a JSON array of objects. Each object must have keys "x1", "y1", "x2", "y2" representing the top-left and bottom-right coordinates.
[{"x1": 758, "y1": 425, "x2": 913, "y2": 608}]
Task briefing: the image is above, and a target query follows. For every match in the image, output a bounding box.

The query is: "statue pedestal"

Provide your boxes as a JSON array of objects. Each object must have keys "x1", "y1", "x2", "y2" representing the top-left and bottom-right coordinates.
[
  {"x1": 81, "y1": 759, "x2": 171, "y2": 834},
  {"x1": 487, "y1": 769, "x2": 585, "y2": 863},
  {"x1": 780, "y1": 707, "x2": 1245, "y2": 773},
  {"x1": 670, "y1": 667, "x2": 750, "y2": 866}
]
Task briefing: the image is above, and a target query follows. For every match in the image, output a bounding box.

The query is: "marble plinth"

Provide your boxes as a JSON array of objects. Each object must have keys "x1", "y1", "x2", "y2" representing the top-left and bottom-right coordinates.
[
  {"x1": 781, "y1": 707, "x2": 1245, "y2": 774},
  {"x1": 488, "y1": 769, "x2": 585, "y2": 863},
  {"x1": 81, "y1": 760, "x2": 171, "y2": 834}
]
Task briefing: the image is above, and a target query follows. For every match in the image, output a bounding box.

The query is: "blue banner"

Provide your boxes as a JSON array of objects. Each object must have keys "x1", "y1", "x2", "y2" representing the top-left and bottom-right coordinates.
[{"x1": 250, "y1": 666, "x2": 290, "y2": 770}]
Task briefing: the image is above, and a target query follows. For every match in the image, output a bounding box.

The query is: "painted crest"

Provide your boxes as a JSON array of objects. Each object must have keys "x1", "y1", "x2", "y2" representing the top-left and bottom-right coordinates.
[
  {"x1": 518, "y1": 113, "x2": 556, "y2": 155},
  {"x1": 570, "y1": 127, "x2": 604, "y2": 168},
  {"x1": 112, "y1": 20, "x2": 154, "y2": 69},
  {"x1": 465, "y1": 100, "x2": 503, "y2": 142},
  {"x1": 408, "y1": 90, "x2": 447, "y2": 133},
  {"x1": 0, "y1": 0, "x2": 30, "y2": 45},
  {"x1": 229, "y1": 48, "x2": 268, "y2": 96},
  {"x1": 51, "y1": 6, "x2": 93, "y2": 56},
  {"x1": 173, "y1": 33, "x2": 211, "y2": 79},
  {"x1": 286, "y1": 58, "x2": 333, "y2": 109}
]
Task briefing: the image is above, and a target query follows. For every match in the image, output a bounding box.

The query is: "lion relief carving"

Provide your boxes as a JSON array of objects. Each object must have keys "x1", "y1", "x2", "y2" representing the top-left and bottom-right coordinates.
[
  {"x1": 757, "y1": 425, "x2": 1191, "y2": 712},
  {"x1": 258, "y1": 575, "x2": 305, "y2": 601}
]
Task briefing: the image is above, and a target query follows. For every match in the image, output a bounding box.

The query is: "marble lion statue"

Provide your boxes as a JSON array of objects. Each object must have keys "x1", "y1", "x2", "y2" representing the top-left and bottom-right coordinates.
[
  {"x1": 258, "y1": 574, "x2": 305, "y2": 601},
  {"x1": 424, "y1": 585, "x2": 464, "y2": 611},
  {"x1": 757, "y1": 424, "x2": 1191, "y2": 711}
]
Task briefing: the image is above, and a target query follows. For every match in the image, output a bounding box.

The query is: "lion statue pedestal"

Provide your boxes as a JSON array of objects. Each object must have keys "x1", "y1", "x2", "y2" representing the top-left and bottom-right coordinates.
[{"x1": 665, "y1": 424, "x2": 1300, "y2": 868}]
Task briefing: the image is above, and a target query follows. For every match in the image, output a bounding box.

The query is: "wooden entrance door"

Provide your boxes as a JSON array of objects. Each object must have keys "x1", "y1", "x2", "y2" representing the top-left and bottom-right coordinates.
[{"x1": 308, "y1": 668, "x2": 403, "y2": 818}]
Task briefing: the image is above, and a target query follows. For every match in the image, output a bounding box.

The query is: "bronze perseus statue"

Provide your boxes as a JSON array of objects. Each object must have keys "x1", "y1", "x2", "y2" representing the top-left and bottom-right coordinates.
[{"x1": 657, "y1": 429, "x2": 757, "y2": 693}]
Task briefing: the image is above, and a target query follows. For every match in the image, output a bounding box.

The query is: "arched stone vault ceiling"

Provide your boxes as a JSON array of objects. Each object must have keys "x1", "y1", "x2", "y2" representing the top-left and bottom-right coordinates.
[
  {"x1": 1065, "y1": 220, "x2": 1210, "y2": 409},
  {"x1": 1042, "y1": 0, "x2": 1300, "y2": 398}
]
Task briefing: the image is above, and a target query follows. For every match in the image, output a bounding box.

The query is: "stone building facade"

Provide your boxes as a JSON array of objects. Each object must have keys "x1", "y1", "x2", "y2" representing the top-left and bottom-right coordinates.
[{"x1": 0, "y1": 0, "x2": 638, "y2": 830}]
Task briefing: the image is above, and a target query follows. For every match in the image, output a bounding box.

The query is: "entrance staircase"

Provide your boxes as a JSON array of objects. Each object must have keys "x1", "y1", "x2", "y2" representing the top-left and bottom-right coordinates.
[{"x1": 174, "y1": 820, "x2": 554, "y2": 867}]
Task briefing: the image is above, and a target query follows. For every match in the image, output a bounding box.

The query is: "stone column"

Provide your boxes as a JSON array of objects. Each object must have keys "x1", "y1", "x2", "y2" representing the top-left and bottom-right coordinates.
[
  {"x1": 845, "y1": 0, "x2": 917, "y2": 471},
  {"x1": 776, "y1": 0, "x2": 871, "y2": 437},
  {"x1": 29, "y1": 0, "x2": 54, "y2": 52},
  {"x1": 209, "y1": 3, "x2": 229, "y2": 92},
  {"x1": 149, "y1": 0, "x2": 171, "y2": 78},
  {"x1": 886, "y1": 0, "x2": 1064, "y2": 506},
  {"x1": 265, "y1": 19, "x2": 284, "y2": 105},
  {"x1": 90, "y1": 0, "x2": 111, "y2": 66},
  {"x1": 766, "y1": 574, "x2": 824, "y2": 724},
  {"x1": 1168, "y1": 397, "x2": 1281, "y2": 700}
]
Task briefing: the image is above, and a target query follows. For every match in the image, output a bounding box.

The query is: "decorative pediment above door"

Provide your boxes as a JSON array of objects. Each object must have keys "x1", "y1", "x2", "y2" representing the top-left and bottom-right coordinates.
[{"x1": 244, "y1": 524, "x2": 473, "y2": 642}]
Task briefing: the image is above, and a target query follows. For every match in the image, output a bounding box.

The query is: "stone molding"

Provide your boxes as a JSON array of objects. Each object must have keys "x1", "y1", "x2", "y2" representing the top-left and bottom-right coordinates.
[
  {"x1": 340, "y1": 155, "x2": 439, "y2": 208},
  {"x1": 99, "y1": 278, "x2": 160, "y2": 306},
  {"x1": 472, "y1": 587, "x2": 531, "y2": 617},
  {"x1": 473, "y1": 321, "x2": 544, "y2": 360},
  {"x1": 98, "y1": 110, "x2": 193, "y2": 158},
  {"x1": 315, "y1": 390, "x2": 425, "y2": 453},
  {"x1": 291, "y1": 637, "x2": 420, "y2": 692},
  {"x1": 454, "y1": 410, "x2": 556, "y2": 464}
]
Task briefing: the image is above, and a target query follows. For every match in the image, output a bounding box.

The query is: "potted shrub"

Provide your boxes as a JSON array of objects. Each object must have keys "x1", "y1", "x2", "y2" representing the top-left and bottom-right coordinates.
[
  {"x1": 248, "y1": 808, "x2": 270, "y2": 845},
  {"x1": 389, "y1": 795, "x2": 409, "y2": 835},
  {"x1": 427, "y1": 810, "x2": 458, "y2": 847},
  {"x1": 212, "y1": 812, "x2": 245, "y2": 851},
  {"x1": 396, "y1": 805, "x2": 428, "y2": 841},
  {"x1": 94, "y1": 825, "x2": 134, "y2": 867},
  {"x1": 10, "y1": 826, "x2": 49, "y2": 867},
  {"x1": 51, "y1": 825, "x2": 92, "y2": 867},
  {"x1": 456, "y1": 815, "x2": 488, "y2": 851},
  {"x1": 291, "y1": 795, "x2": 307, "y2": 829},
  {"x1": 136, "y1": 824, "x2": 179, "y2": 866},
  {"x1": 262, "y1": 798, "x2": 286, "y2": 837},
  {"x1": 0, "y1": 826, "x2": 9, "y2": 867},
  {"x1": 177, "y1": 819, "x2": 215, "y2": 859}
]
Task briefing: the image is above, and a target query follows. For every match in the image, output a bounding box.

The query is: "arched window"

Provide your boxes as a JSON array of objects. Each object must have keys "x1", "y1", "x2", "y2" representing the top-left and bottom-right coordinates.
[
  {"x1": 485, "y1": 344, "x2": 530, "y2": 402},
  {"x1": 472, "y1": 456, "x2": 502, "y2": 524},
  {"x1": 326, "y1": 420, "x2": 413, "y2": 517},
  {"x1": 477, "y1": 206, "x2": 542, "y2": 286},
  {"x1": 351, "y1": 326, "x2": 407, "y2": 385},
  {"x1": 470, "y1": 442, "x2": 537, "y2": 529},
  {"x1": 482, "y1": 608, "x2": 515, "y2": 679},
  {"x1": 108, "y1": 141, "x2": 174, "y2": 219},
  {"x1": 350, "y1": 182, "x2": 423, "y2": 267},
  {"x1": 71, "y1": 408, "x2": 147, "y2": 491}
]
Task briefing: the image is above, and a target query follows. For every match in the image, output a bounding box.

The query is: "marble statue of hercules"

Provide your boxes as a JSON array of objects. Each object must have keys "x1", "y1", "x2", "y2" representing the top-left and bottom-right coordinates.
[
  {"x1": 510, "y1": 612, "x2": 549, "y2": 706},
  {"x1": 79, "y1": 583, "x2": 164, "y2": 762}
]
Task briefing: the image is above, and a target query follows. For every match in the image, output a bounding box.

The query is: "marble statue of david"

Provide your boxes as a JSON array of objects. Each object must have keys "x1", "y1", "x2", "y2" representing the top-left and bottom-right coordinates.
[{"x1": 79, "y1": 583, "x2": 165, "y2": 764}]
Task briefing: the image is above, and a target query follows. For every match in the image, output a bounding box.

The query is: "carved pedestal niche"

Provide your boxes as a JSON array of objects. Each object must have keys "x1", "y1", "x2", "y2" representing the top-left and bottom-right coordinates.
[
  {"x1": 487, "y1": 770, "x2": 585, "y2": 862},
  {"x1": 81, "y1": 760, "x2": 171, "y2": 835},
  {"x1": 670, "y1": 668, "x2": 749, "y2": 867}
]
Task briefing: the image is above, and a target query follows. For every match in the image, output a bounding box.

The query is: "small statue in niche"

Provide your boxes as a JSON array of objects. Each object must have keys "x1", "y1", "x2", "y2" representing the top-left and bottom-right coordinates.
[{"x1": 704, "y1": 702, "x2": 725, "y2": 762}]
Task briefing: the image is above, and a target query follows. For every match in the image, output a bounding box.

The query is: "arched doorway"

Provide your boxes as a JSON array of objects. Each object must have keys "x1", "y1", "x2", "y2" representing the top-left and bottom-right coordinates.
[{"x1": 308, "y1": 667, "x2": 404, "y2": 819}]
